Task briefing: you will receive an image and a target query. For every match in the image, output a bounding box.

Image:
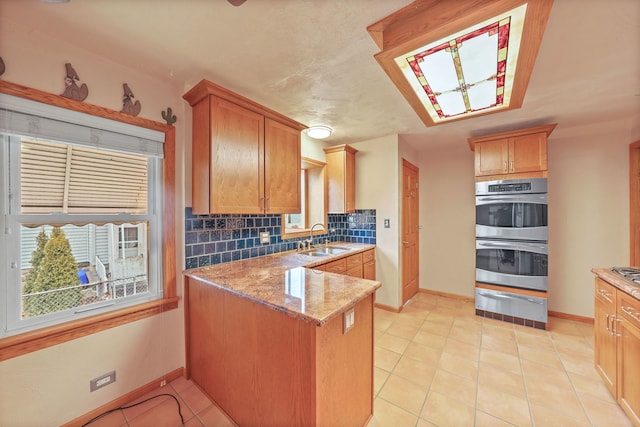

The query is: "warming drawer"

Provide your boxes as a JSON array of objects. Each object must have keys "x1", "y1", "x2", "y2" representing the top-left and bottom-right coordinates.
[{"x1": 475, "y1": 287, "x2": 547, "y2": 323}]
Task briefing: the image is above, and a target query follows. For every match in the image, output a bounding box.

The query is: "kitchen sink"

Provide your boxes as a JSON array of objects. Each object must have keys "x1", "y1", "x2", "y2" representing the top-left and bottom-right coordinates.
[
  {"x1": 302, "y1": 251, "x2": 330, "y2": 257},
  {"x1": 300, "y1": 246, "x2": 350, "y2": 256}
]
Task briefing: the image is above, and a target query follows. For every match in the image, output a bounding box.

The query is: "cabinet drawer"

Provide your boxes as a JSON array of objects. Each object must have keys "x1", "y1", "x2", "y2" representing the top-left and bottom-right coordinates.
[
  {"x1": 596, "y1": 278, "x2": 616, "y2": 305},
  {"x1": 618, "y1": 292, "x2": 640, "y2": 331},
  {"x1": 346, "y1": 253, "x2": 363, "y2": 270},
  {"x1": 324, "y1": 258, "x2": 347, "y2": 274},
  {"x1": 363, "y1": 249, "x2": 375, "y2": 263}
]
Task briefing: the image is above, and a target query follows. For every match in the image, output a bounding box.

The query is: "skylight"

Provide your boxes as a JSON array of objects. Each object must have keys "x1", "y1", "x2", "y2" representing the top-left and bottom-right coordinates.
[{"x1": 367, "y1": 0, "x2": 553, "y2": 126}]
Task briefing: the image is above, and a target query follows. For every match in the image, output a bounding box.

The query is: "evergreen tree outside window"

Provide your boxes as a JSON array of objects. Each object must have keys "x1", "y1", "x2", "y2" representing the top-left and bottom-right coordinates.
[{"x1": 22, "y1": 227, "x2": 82, "y2": 317}]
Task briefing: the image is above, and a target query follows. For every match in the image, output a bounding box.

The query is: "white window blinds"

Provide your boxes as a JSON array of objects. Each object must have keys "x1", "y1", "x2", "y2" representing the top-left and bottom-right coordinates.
[{"x1": 0, "y1": 93, "x2": 164, "y2": 158}]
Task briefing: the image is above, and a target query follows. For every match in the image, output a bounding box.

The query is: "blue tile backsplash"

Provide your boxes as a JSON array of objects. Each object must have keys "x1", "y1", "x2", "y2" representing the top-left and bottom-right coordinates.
[{"x1": 184, "y1": 208, "x2": 376, "y2": 268}]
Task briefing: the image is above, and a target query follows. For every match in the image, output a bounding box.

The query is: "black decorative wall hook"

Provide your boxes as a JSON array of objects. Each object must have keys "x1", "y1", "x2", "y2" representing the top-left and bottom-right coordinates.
[{"x1": 162, "y1": 107, "x2": 177, "y2": 125}]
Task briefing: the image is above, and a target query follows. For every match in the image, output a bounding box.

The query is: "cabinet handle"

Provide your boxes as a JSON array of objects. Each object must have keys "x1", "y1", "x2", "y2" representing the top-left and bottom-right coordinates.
[
  {"x1": 605, "y1": 313, "x2": 611, "y2": 332},
  {"x1": 510, "y1": 161, "x2": 514, "y2": 171},
  {"x1": 621, "y1": 306, "x2": 640, "y2": 322},
  {"x1": 615, "y1": 318, "x2": 622, "y2": 337},
  {"x1": 504, "y1": 161, "x2": 508, "y2": 172},
  {"x1": 598, "y1": 289, "x2": 612, "y2": 301}
]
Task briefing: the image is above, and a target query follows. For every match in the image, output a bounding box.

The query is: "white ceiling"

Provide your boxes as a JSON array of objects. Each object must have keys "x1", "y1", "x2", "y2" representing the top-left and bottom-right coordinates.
[{"x1": 2, "y1": 0, "x2": 639, "y2": 151}]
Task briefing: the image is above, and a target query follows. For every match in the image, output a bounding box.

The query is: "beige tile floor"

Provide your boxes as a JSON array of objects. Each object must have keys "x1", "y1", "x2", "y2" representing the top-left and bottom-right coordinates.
[
  {"x1": 88, "y1": 292, "x2": 634, "y2": 426},
  {"x1": 368, "y1": 292, "x2": 634, "y2": 427}
]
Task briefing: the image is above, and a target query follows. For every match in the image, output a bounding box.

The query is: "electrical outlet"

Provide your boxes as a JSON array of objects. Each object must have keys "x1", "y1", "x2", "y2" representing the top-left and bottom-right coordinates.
[
  {"x1": 90, "y1": 370, "x2": 116, "y2": 392},
  {"x1": 384, "y1": 219, "x2": 390, "y2": 228},
  {"x1": 343, "y1": 307, "x2": 355, "y2": 334},
  {"x1": 260, "y1": 231, "x2": 270, "y2": 244}
]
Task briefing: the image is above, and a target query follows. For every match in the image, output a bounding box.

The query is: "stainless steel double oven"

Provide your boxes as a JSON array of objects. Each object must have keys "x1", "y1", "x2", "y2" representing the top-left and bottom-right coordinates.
[{"x1": 475, "y1": 178, "x2": 548, "y2": 324}]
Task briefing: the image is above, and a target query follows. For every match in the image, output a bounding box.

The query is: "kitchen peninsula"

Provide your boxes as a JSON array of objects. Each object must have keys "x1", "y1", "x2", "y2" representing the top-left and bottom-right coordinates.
[{"x1": 183, "y1": 243, "x2": 380, "y2": 427}]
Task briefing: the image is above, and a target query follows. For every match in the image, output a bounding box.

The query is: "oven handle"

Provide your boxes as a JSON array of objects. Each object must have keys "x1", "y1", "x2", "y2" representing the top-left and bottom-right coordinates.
[
  {"x1": 477, "y1": 289, "x2": 545, "y2": 305},
  {"x1": 475, "y1": 194, "x2": 547, "y2": 204},
  {"x1": 476, "y1": 239, "x2": 548, "y2": 254}
]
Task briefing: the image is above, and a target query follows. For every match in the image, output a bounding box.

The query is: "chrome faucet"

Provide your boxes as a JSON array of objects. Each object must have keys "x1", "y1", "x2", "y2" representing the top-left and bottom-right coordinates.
[{"x1": 307, "y1": 223, "x2": 325, "y2": 248}]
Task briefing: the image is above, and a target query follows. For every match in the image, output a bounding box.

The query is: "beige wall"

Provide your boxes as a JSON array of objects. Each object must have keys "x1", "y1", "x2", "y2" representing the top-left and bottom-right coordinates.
[
  {"x1": 0, "y1": 18, "x2": 187, "y2": 427},
  {"x1": 548, "y1": 118, "x2": 635, "y2": 318},
  {"x1": 351, "y1": 135, "x2": 402, "y2": 308},
  {"x1": 417, "y1": 140, "x2": 476, "y2": 299}
]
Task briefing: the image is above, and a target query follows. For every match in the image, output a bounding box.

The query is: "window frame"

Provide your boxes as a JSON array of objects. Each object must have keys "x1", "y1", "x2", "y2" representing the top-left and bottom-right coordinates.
[
  {"x1": 0, "y1": 80, "x2": 177, "y2": 362},
  {"x1": 281, "y1": 157, "x2": 327, "y2": 240}
]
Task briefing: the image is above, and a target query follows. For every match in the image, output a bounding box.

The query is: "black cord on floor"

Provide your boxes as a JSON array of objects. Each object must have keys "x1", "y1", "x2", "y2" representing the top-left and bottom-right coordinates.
[{"x1": 81, "y1": 393, "x2": 185, "y2": 426}]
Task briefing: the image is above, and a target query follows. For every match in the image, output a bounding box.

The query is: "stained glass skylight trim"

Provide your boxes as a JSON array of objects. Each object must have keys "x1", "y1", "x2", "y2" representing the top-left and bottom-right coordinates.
[{"x1": 395, "y1": 4, "x2": 527, "y2": 123}]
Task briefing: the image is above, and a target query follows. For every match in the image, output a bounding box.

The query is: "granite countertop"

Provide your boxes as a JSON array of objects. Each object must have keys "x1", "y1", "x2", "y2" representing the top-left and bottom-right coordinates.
[
  {"x1": 183, "y1": 242, "x2": 381, "y2": 326},
  {"x1": 592, "y1": 268, "x2": 640, "y2": 300}
]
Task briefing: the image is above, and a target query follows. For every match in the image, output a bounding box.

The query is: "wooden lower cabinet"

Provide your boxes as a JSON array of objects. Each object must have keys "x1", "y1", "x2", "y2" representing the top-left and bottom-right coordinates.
[
  {"x1": 363, "y1": 249, "x2": 376, "y2": 280},
  {"x1": 617, "y1": 292, "x2": 640, "y2": 426},
  {"x1": 594, "y1": 277, "x2": 640, "y2": 426},
  {"x1": 324, "y1": 258, "x2": 347, "y2": 274},
  {"x1": 185, "y1": 277, "x2": 374, "y2": 427},
  {"x1": 314, "y1": 249, "x2": 375, "y2": 280},
  {"x1": 595, "y1": 278, "x2": 617, "y2": 395}
]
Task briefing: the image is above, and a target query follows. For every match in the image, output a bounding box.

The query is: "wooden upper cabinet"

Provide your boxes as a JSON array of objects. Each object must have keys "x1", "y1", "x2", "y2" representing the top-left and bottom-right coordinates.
[
  {"x1": 264, "y1": 118, "x2": 301, "y2": 213},
  {"x1": 469, "y1": 124, "x2": 556, "y2": 180},
  {"x1": 324, "y1": 144, "x2": 358, "y2": 214},
  {"x1": 184, "y1": 79, "x2": 306, "y2": 214},
  {"x1": 475, "y1": 138, "x2": 509, "y2": 176}
]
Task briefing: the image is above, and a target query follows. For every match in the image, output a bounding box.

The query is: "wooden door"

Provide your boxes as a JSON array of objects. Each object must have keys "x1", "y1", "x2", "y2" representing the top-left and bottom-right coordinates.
[
  {"x1": 264, "y1": 118, "x2": 301, "y2": 214},
  {"x1": 509, "y1": 133, "x2": 548, "y2": 173},
  {"x1": 402, "y1": 159, "x2": 419, "y2": 305},
  {"x1": 631, "y1": 140, "x2": 640, "y2": 266},
  {"x1": 475, "y1": 139, "x2": 508, "y2": 176},
  {"x1": 210, "y1": 97, "x2": 264, "y2": 213},
  {"x1": 594, "y1": 278, "x2": 617, "y2": 395}
]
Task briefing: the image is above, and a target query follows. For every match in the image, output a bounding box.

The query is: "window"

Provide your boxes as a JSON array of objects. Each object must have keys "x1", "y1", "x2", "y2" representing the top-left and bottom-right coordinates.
[
  {"x1": 284, "y1": 170, "x2": 307, "y2": 230},
  {"x1": 0, "y1": 83, "x2": 176, "y2": 358},
  {"x1": 281, "y1": 157, "x2": 327, "y2": 240},
  {"x1": 118, "y1": 225, "x2": 142, "y2": 258}
]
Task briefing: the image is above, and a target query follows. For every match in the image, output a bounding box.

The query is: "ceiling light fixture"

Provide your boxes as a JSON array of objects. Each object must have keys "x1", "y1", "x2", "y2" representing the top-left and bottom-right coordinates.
[{"x1": 306, "y1": 126, "x2": 332, "y2": 139}]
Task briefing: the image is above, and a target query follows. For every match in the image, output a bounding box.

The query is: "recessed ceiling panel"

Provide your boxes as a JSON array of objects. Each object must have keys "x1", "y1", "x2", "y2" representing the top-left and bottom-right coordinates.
[
  {"x1": 394, "y1": 4, "x2": 526, "y2": 124},
  {"x1": 368, "y1": 0, "x2": 553, "y2": 127}
]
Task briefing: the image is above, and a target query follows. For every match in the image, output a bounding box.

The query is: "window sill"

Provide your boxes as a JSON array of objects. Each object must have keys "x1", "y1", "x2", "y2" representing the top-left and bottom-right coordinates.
[{"x1": 0, "y1": 297, "x2": 179, "y2": 362}]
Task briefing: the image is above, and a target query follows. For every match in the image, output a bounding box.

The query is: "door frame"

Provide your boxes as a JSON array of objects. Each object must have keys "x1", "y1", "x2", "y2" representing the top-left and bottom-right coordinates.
[{"x1": 631, "y1": 140, "x2": 640, "y2": 266}]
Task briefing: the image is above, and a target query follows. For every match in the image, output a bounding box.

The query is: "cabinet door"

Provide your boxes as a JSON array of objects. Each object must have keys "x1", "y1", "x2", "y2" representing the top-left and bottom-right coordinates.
[
  {"x1": 264, "y1": 118, "x2": 301, "y2": 214},
  {"x1": 475, "y1": 139, "x2": 509, "y2": 176},
  {"x1": 325, "y1": 258, "x2": 347, "y2": 274},
  {"x1": 346, "y1": 265, "x2": 363, "y2": 278},
  {"x1": 363, "y1": 261, "x2": 376, "y2": 280},
  {"x1": 345, "y1": 149, "x2": 356, "y2": 213},
  {"x1": 509, "y1": 133, "x2": 548, "y2": 173},
  {"x1": 617, "y1": 294, "x2": 640, "y2": 426},
  {"x1": 594, "y1": 279, "x2": 617, "y2": 395},
  {"x1": 210, "y1": 97, "x2": 265, "y2": 213},
  {"x1": 325, "y1": 145, "x2": 357, "y2": 214}
]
